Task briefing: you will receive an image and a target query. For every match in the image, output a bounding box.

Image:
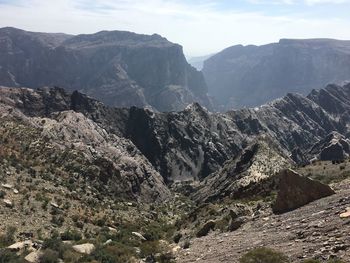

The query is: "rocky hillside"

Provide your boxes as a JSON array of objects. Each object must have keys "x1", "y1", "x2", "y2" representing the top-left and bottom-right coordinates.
[
  {"x1": 0, "y1": 27, "x2": 211, "y2": 112},
  {"x1": 0, "y1": 87, "x2": 170, "y2": 203},
  {"x1": 1, "y1": 83, "x2": 350, "y2": 262},
  {"x1": 203, "y1": 39, "x2": 350, "y2": 110},
  {"x1": 1, "y1": 83, "x2": 350, "y2": 186}
]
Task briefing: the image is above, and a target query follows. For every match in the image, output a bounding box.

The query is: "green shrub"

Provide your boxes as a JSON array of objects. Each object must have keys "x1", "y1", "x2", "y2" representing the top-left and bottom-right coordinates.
[
  {"x1": 328, "y1": 259, "x2": 345, "y2": 263},
  {"x1": 42, "y1": 238, "x2": 70, "y2": 259},
  {"x1": 239, "y1": 247, "x2": 289, "y2": 263},
  {"x1": 0, "y1": 226, "x2": 17, "y2": 248},
  {"x1": 140, "y1": 241, "x2": 161, "y2": 258},
  {"x1": 60, "y1": 229, "x2": 82, "y2": 241},
  {"x1": 39, "y1": 249, "x2": 59, "y2": 263},
  {"x1": 0, "y1": 249, "x2": 26, "y2": 263},
  {"x1": 87, "y1": 243, "x2": 135, "y2": 263}
]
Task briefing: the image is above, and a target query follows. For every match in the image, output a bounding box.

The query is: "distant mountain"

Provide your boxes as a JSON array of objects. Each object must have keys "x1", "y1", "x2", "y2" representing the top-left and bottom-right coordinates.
[
  {"x1": 188, "y1": 54, "x2": 214, "y2": 70},
  {"x1": 0, "y1": 27, "x2": 212, "y2": 112},
  {"x1": 203, "y1": 39, "x2": 350, "y2": 110}
]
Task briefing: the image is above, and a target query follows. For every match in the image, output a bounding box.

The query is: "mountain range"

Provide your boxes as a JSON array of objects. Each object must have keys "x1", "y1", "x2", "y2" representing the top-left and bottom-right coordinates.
[
  {"x1": 2, "y1": 27, "x2": 350, "y2": 262},
  {"x1": 202, "y1": 39, "x2": 350, "y2": 110},
  {"x1": 1, "y1": 82, "x2": 350, "y2": 189}
]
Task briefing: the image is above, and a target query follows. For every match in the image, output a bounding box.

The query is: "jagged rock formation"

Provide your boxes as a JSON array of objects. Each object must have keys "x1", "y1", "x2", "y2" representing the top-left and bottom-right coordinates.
[
  {"x1": 309, "y1": 132, "x2": 350, "y2": 161},
  {"x1": 193, "y1": 138, "x2": 293, "y2": 203},
  {"x1": 272, "y1": 169, "x2": 335, "y2": 214},
  {"x1": 203, "y1": 39, "x2": 350, "y2": 110},
  {"x1": 1, "y1": 83, "x2": 350, "y2": 187},
  {"x1": 0, "y1": 88, "x2": 170, "y2": 203},
  {"x1": 0, "y1": 27, "x2": 211, "y2": 112}
]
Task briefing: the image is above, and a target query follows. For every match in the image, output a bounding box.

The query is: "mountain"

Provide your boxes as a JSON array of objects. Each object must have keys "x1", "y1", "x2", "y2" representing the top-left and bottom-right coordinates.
[
  {"x1": 187, "y1": 54, "x2": 214, "y2": 70},
  {"x1": 0, "y1": 27, "x2": 211, "y2": 112},
  {"x1": 1, "y1": 83, "x2": 350, "y2": 262},
  {"x1": 202, "y1": 39, "x2": 350, "y2": 110},
  {"x1": 0, "y1": 87, "x2": 170, "y2": 203},
  {"x1": 1, "y1": 83, "x2": 350, "y2": 186}
]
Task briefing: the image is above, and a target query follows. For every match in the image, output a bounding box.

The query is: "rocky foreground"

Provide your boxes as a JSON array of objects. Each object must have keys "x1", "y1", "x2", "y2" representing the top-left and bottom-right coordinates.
[{"x1": 176, "y1": 178, "x2": 350, "y2": 262}]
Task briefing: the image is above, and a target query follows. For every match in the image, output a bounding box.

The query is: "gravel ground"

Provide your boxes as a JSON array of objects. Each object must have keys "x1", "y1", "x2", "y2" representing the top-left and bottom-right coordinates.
[{"x1": 176, "y1": 180, "x2": 350, "y2": 263}]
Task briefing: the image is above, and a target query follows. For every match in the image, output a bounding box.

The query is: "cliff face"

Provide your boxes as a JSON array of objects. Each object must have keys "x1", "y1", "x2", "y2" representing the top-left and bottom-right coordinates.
[
  {"x1": 0, "y1": 27, "x2": 211, "y2": 112},
  {"x1": 203, "y1": 39, "x2": 350, "y2": 110},
  {"x1": 0, "y1": 87, "x2": 171, "y2": 203},
  {"x1": 1, "y1": 83, "x2": 350, "y2": 185}
]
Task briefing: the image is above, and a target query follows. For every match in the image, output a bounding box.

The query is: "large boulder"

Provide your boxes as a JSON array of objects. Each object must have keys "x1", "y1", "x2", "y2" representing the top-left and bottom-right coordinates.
[
  {"x1": 272, "y1": 169, "x2": 335, "y2": 214},
  {"x1": 72, "y1": 243, "x2": 95, "y2": 255}
]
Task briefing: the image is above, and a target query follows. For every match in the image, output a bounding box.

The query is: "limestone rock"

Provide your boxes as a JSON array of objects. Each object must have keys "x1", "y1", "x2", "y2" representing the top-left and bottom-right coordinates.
[
  {"x1": 8, "y1": 240, "x2": 33, "y2": 251},
  {"x1": 72, "y1": 243, "x2": 95, "y2": 254},
  {"x1": 25, "y1": 251, "x2": 43, "y2": 263},
  {"x1": 3, "y1": 199, "x2": 13, "y2": 208},
  {"x1": 132, "y1": 232, "x2": 147, "y2": 241},
  {"x1": 1, "y1": 183, "x2": 13, "y2": 189},
  {"x1": 272, "y1": 169, "x2": 335, "y2": 214}
]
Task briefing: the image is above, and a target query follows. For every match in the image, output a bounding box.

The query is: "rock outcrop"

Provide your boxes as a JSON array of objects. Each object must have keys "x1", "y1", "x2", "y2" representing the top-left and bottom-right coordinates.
[
  {"x1": 203, "y1": 39, "x2": 350, "y2": 110},
  {"x1": 0, "y1": 27, "x2": 211, "y2": 112},
  {"x1": 193, "y1": 139, "x2": 293, "y2": 203},
  {"x1": 272, "y1": 169, "x2": 335, "y2": 214},
  {"x1": 309, "y1": 132, "x2": 350, "y2": 161}
]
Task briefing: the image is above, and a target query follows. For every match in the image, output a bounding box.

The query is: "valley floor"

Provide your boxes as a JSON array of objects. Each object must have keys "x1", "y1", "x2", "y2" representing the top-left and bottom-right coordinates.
[{"x1": 176, "y1": 179, "x2": 350, "y2": 262}]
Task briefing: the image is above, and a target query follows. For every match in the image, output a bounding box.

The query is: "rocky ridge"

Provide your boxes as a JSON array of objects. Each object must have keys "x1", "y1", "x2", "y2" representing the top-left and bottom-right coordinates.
[{"x1": 1, "y1": 83, "x2": 350, "y2": 186}]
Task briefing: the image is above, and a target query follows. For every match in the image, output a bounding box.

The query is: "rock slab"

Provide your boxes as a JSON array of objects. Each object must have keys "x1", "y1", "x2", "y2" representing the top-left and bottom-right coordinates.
[{"x1": 272, "y1": 169, "x2": 335, "y2": 214}]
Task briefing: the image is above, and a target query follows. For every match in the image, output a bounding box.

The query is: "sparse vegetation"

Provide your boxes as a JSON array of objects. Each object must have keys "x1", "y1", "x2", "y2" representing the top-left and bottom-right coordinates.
[
  {"x1": 0, "y1": 226, "x2": 16, "y2": 248},
  {"x1": 239, "y1": 247, "x2": 290, "y2": 263}
]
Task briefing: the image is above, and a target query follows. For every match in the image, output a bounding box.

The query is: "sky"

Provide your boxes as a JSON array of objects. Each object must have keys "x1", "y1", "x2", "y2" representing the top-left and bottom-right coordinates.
[{"x1": 0, "y1": 0, "x2": 350, "y2": 56}]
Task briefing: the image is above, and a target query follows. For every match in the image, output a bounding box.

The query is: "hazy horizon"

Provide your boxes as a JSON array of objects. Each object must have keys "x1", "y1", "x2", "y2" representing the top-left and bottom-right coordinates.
[{"x1": 1, "y1": 0, "x2": 350, "y2": 57}]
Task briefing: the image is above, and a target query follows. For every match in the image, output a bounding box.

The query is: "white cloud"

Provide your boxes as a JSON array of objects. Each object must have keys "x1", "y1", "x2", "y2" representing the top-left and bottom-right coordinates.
[
  {"x1": 249, "y1": 0, "x2": 350, "y2": 4},
  {"x1": 0, "y1": 0, "x2": 349, "y2": 56}
]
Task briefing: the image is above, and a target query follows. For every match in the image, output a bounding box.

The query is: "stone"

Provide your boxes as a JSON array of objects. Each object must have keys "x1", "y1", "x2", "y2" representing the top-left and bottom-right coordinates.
[
  {"x1": 132, "y1": 232, "x2": 147, "y2": 241},
  {"x1": 72, "y1": 243, "x2": 95, "y2": 254},
  {"x1": 272, "y1": 169, "x2": 335, "y2": 214},
  {"x1": 3, "y1": 199, "x2": 13, "y2": 208},
  {"x1": 196, "y1": 220, "x2": 216, "y2": 237},
  {"x1": 1, "y1": 183, "x2": 13, "y2": 189},
  {"x1": 8, "y1": 240, "x2": 33, "y2": 251},
  {"x1": 103, "y1": 239, "x2": 112, "y2": 246},
  {"x1": 340, "y1": 208, "x2": 350, "y2": 218},
  {"x1": 50, "y1": 202, "x2": 59, "y2": 208},
  {"x1": 108, "y1": 227, "x2": 118, "y2": 233},
  {"x1": 13, "y1": 189, "x2": 19, "y2": 194},
  {"x1": 25, "y1": 251, "x2": 43, "y2": 263}
]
